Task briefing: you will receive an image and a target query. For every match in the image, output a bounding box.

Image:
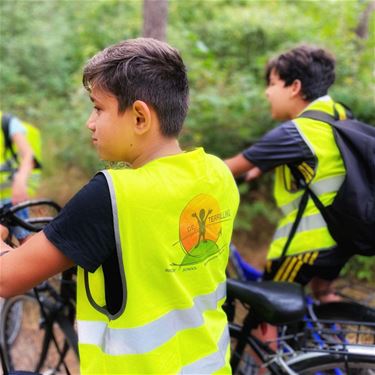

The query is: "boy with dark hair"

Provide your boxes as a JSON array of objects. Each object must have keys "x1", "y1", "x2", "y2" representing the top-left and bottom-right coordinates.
[
  {"x1": 226, "y1": 45, "x2": 351, "y2": 302},
  {"x1": 0, "y1": 38, "x2": 239, "y2": 374}
]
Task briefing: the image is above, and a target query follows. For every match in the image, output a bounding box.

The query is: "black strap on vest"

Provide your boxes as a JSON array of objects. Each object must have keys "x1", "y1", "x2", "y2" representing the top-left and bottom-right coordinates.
[
  {"x1": 1, "y1": 113, "x2": 19, "y2": 163},
  {"x1": 299, "y1": 110, "x2": 338, "y2": 126},
  {"x1": 0, "y1": 341, "x2": 9, "y2": 375},
  {"x1": 280, "y1": 185, "x2": 310, "y2": 259}
]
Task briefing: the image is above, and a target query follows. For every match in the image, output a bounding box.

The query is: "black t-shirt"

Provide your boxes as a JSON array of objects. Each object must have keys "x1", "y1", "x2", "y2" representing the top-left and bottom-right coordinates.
[
  {"x1": 44, "y1": 173, "x2": 123, "y2": 314},
  {"x1": 243, "y1": 121, "x2": 316, "y2": 185}
]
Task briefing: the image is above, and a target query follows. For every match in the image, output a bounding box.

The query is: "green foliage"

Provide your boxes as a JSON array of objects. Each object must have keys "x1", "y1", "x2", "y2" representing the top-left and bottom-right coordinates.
[
  {"x1": 1, "y1": 0, "x2": 374, "y2": 270},
  {"x1": 1, "y1": 0, "x2": 374, "y2": 171},
  {"x1": 342, "y1": 255, "x2": 375, "y2": 282},
  {"x1": 228, "y1": 172, "x2": 279, "y2": 237}
]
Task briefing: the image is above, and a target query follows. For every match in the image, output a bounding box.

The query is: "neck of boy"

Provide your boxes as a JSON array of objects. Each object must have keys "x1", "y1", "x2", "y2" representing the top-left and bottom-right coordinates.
[
  {"x1": 131, "y1": 138, "x2": 182, "y2": 168},
  {"x1": 290, "y1": 98, "x2": 311, "y2": 119}
]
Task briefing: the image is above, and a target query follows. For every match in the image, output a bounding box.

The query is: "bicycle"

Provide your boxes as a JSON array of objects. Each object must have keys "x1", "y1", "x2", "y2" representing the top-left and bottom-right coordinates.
[
  {"x1": 0, "y1": 200, "x2": 79, "y2": 375},
  {"x1": 226, "y1": 244, "x2": 375, "y2": 374},
  {"x1": 228, "y1": 243, "x2": 375, "y2": 323},
  {"x1": 227, "y1": 277, "x2": 375, "y2": 374}
]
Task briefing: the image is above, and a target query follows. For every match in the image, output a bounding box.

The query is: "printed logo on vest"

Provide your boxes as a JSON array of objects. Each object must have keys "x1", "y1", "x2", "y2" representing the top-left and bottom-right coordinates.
[{"x1": 170, "y1": 194, "x2": 231, "y2": 268}]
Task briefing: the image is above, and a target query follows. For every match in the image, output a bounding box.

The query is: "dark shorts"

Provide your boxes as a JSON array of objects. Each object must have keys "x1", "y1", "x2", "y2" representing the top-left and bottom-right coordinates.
[{"x1": 263, "y1": 247, "x2": 353, "y2": 285}]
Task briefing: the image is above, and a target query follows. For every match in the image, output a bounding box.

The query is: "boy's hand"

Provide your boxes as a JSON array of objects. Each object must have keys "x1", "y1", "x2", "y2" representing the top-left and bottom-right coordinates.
[
  {"x1": 245, "y1": 167, "x2": 263, "y2": 182},
  {"x1": 0, "y1": 225, "x2": 10, "y2": 241}
]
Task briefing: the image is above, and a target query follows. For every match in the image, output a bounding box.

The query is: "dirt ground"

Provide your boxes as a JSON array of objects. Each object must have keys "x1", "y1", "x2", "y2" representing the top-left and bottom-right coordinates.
[{"x1": 0, "y1": 296, "x2": 79, "y2": 375}]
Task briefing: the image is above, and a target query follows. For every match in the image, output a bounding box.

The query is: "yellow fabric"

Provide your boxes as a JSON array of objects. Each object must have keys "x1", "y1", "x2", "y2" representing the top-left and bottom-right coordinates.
[
  {"x1": 77, "y1": 148, "x2": 239, "y2": 374},
  {"x1": 0, "y1": 111, "x2": 42, "y2": 199},
  {"x1": 269, "y1": 97, "x2": 346, "y2": 259}
]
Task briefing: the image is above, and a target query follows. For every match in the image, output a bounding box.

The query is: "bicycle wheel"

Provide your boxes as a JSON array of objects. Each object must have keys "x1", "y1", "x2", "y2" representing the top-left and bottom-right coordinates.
[
  {"x1": 0, "y1": 294, "x2": 43, "y2": 371},
  {"x1": 0, "y1": 297, "x2": 22, "y2": 346},
  {"x1": 0, "y1": 293, "x2": 79, "y2": 374},
  {"x1": 229, "y1": 321, "x2": 286, "y2": 375},
  {"x1": 287, "y1": 350, "x2": 375, "y2": 374}
]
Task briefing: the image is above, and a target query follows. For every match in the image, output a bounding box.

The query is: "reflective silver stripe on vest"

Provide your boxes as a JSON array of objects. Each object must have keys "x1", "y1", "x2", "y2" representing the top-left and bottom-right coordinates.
[
  {"x1": 0, "y1": 164, "x2": 13, "y2": 189},
  {"x1": 280, "y1": 175, "x2": 345, "y2": 216},
  {"x1": 273, "y1": 212, "x2": 327, "y2": 240},
  {"x1": 0, "y1": 181, "x2": 12, "y2": 189},
  {"x1": 179, "y1": 325, "x2": 229, "y2": 374},
  {"x1": 78, "y1": 281, "x2": 226, "y2": 355}
]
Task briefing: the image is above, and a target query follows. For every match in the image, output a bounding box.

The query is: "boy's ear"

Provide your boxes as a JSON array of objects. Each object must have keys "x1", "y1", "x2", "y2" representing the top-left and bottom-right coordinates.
[
  {"x1": 132, "y1": 100, "x2": 151, "y2": 134},
  {"x1": 290, "y1": 79, "x2": 303, "y2": 98}
]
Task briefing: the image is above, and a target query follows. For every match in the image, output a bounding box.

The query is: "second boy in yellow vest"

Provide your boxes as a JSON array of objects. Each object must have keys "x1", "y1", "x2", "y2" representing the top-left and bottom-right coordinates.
[
  {"x1": 226, "y1": 45, "x2": 351, "y2": 303},
  {"x1": 0, "y1": 111, "x2": 41, "y2": 241},
  {"x1": 0, "y1": 38, "x2": 239, "y2": 373}
]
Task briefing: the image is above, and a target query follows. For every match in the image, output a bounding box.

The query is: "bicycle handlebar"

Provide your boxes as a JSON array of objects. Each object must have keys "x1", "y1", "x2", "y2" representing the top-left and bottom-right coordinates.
[{"x1": 0, "y1": 199, "x2": 61, "y2": 232}]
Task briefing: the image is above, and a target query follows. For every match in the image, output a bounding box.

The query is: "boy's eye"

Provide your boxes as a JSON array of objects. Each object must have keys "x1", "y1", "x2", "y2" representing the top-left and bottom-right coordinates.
[{"x1": 94, "y1": 106, "x2": 101, "y2": 113}]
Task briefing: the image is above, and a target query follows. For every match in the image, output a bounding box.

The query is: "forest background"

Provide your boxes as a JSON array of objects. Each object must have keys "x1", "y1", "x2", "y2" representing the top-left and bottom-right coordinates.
[{"x1": 1, "y1": 0, "x2": 374, "y2": 281}]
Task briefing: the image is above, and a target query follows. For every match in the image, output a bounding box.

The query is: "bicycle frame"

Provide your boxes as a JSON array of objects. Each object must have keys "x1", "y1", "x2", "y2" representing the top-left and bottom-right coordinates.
[
  {"x1": 0, "y1": 199, "x2": 78, "y2": 374},
  {"x1": 227, "y1": 244, "x2": 375, "y2": 375}
]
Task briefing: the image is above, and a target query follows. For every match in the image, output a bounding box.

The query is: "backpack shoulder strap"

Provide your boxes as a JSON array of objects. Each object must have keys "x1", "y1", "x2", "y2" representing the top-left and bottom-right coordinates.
[
  {"x1": 2, "y1": 113, "x2": 13, "y2": 150},
  {"x1": 334, "y1": 102, "x2": 354, "y2": 119},
  {"x1": 299, "y1": 110, "x2": 338, "y2": 127},
  {"x1": 2, "y1": 113, "x2": 19, "y2": 162},
  {"x1": 280, "y1": 187, "x2": 310, "y2": 259}
]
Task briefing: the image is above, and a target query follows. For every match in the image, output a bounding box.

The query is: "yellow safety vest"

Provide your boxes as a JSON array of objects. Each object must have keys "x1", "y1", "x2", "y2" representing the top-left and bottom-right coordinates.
[
  {"x1": 76, "y1": 148, "x2": 239, "y2": 374},
  {"x1": 268, "y1": 96, "x2": 347, "y2": 259},
  {"x1": 0, "y1": 111, "x2": 42, "y2": 200}
]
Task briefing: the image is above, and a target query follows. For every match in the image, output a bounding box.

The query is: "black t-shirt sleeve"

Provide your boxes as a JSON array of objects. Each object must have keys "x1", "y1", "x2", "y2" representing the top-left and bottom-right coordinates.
[
  {"x1": 243, "y1": 121, "x2": 315, "y2": 172},
  {"x1": 43, "y1": 173, "x2": 115, "y2": 272}
]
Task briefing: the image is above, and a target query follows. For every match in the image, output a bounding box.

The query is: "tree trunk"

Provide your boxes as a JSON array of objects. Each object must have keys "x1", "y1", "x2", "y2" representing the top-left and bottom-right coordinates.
[
  {"x1": 355, "y1": 0, "x2": 375, "y2": 39},
  {"x1": 143, "y1": 0, "x2": 168, "y2": 41}
]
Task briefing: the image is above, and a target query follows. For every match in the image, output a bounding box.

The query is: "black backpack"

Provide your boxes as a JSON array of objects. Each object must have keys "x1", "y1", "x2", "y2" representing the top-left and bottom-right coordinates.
[{"x1": 282, "y1": 110, "x2": 375, "y2": 257}]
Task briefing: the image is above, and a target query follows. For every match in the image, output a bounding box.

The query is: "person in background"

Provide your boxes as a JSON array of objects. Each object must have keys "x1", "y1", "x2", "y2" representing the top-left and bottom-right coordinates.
[
  {"x1": 0, "y1": 111, "x2": 36, "y2": 241},
  {"x1": 226, "y1": 45, "x2": 352, "y2": 303}
]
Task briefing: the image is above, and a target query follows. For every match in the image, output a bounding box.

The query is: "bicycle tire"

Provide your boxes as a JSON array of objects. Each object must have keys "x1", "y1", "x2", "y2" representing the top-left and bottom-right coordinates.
[
  {"x1": 0, "y1": 294, "x2": 44, "y2": 371},
  {"x1": 287, "y1": 349, "x2": 375, "y2": 374},
  {"x1": 0, "y1": 297, "x2": 22, "y2": 346},
  {"x1": 0, "y1": 293, "x2": 79, "y2": 374}
]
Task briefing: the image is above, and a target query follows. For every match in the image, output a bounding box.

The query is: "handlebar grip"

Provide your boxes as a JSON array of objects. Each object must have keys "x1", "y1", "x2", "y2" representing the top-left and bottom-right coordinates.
[
  {"x1": 8, "y1": 199, "x2": 61, "y2": 214},
  {"x1": 0, "y1": 199, "x2": 61, "y2": 232},
  {"x1": 3, "y1": 213, "x2": 41, "y2": 232}
]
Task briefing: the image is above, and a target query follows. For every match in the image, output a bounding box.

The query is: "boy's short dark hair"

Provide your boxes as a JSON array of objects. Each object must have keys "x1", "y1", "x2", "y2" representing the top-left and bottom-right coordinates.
[
  {"x1": 265, "y1": 45, "x2": 336, "y2": 101},
  {"x1": 83, "y1": 38, "x2": 189, "y2": 137}
]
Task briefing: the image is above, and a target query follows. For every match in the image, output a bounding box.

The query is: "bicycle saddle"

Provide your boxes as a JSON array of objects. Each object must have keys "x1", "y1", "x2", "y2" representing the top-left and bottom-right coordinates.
[{"x1": 226, "y1": 279, "x2": 306, "y2": 324}]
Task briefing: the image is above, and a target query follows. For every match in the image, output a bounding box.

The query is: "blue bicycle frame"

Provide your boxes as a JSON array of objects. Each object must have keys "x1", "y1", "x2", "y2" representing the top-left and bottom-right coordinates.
[{"x1": 228, "y1": 243, "x2": 347, "y2": 375}]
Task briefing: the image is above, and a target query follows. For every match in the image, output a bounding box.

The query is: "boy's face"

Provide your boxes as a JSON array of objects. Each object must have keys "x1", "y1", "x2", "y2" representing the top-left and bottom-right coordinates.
[
  {"x1": 87, "y1": 86, "x2": 135, "y2": 162},
  {"x1": 265, "y1": 69, "x2": 295, "y2": 121}
]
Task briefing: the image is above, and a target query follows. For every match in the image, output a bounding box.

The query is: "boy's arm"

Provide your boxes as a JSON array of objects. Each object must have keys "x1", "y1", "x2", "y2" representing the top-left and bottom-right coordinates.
[
  {"x1": 11, "y1": 132, "x2": 34, "y2": 204},
  {"x1": 225, "y1": 154, "x2": 263, "y2": 181},
  {"x1": 0, "y1": 231, "x2": 74, "y2": 298}
]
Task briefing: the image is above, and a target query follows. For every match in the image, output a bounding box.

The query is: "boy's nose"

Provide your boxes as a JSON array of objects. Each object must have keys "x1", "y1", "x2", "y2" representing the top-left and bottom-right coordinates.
[{"x1": 86, "y1": 116, "x2": 95, "y2": 131}]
